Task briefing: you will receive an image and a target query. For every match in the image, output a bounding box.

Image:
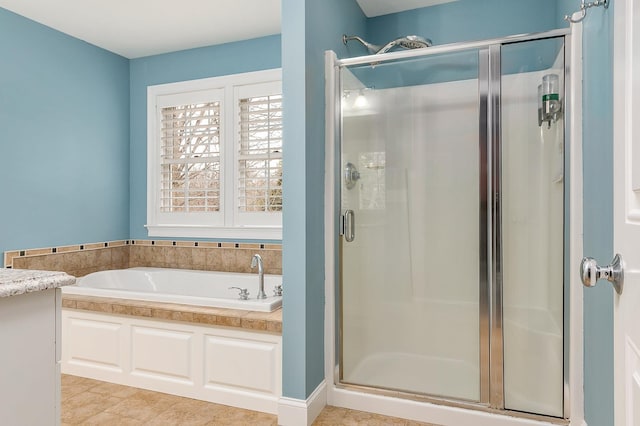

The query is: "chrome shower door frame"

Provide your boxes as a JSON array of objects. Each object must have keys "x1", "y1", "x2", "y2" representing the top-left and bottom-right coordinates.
[{"x1": 332, "y1": 28, "x2": 571, "y2": 421}]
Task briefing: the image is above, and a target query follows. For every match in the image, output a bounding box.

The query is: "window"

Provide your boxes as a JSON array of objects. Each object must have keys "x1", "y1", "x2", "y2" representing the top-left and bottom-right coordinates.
[
  {"x1": 147, "y1": 69, "x2": 282, "y2": 239},
  {"x1": 161, "y1": 101, "x2": 221, "y2": 213}
]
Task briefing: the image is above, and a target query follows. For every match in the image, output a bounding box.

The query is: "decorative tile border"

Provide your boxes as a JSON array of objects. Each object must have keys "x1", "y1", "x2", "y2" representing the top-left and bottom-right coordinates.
[
  {"x1": 4, "y1": 239, "x2": 282, "y2": 276},
  {"x1": 3, "y1": 240, "x2": 130, "y2": 269}
]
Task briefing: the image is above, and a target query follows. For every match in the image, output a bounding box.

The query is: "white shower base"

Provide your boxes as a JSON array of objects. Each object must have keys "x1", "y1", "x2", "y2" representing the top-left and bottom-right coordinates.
[
  {"x1": 341, "y1": 305, "x2": 562, "y2": 416},
  {"x1": 344, "y1": 352, "x2": 478, "y2": 402},
  {"x1": 328, "y1": 385, "x2": 563, "y2": 426}
]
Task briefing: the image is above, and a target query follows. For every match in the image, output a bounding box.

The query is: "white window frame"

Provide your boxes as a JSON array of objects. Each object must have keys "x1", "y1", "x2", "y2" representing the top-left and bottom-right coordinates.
[{"x1": 146, "y1": 69, "x2": 282, "y2": 240}]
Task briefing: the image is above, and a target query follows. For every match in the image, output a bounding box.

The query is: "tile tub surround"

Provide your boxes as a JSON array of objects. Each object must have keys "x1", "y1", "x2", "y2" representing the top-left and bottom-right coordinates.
[
  {"x1": 4, "y1": 239, "x2": 282, "y2": 277},
  {"x1": 0, "y1": 268, "x2": 75, "y2": 297},
  {"x1": 62, "y1": 294, "x2": 282, "y2": 333}
]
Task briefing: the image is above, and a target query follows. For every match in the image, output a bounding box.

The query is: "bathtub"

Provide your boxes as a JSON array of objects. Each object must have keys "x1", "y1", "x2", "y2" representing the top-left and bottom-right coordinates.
[
  {"x1": 61, "y1": 266, "x2": 283, "y2": 414},
  {"x1": 62, "y1": 267, "x2": 282, "y2": 312}
]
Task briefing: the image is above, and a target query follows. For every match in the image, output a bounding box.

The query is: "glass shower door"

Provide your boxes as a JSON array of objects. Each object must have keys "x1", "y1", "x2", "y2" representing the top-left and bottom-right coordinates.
[
  {"x1": 339, "y1": 49, "x2": 485, "y2": 402},
  {"x1": 501, "y1": 37, "x2": 565, "y2": 417}
]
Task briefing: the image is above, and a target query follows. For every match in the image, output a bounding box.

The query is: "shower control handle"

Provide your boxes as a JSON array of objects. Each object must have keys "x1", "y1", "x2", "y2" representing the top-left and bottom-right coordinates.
[{"x1": 580, "y1": 254, "x2": 624, "y2": 295}]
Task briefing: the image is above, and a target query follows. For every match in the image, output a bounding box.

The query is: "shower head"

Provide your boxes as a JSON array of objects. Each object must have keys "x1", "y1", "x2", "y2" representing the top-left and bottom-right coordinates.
[
  {"x1": 376, "y1": 35, "x2": 433, "y2": 54},
  {"x1": 342, "y1": 34, "x2": 432, "y2": 55}
]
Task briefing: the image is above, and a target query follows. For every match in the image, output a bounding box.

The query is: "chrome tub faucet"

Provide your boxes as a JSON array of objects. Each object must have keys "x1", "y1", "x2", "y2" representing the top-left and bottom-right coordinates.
[{"x1": 251, "y1": 254, "x2": 267, "y2": 299}]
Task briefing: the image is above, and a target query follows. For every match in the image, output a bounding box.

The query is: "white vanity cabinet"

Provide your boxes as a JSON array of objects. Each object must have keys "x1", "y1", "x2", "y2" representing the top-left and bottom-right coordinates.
[{"x1": 0, "y1": 270, "x2": 75, "y2": 426}]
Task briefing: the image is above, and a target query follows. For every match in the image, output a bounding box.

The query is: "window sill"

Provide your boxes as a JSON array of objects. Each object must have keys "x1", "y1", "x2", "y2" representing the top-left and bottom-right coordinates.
[{"x1": 145, "y1": 224, "x2": 282, "y2": 240}]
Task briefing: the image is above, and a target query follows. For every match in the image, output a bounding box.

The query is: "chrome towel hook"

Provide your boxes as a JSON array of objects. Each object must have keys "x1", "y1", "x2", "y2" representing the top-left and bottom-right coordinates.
[{"x1": 564, "y1": 0, "x2": 609, "y2": 24}]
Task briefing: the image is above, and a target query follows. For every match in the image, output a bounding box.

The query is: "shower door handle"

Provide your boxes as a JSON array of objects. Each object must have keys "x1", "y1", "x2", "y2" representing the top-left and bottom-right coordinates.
[
  {"x1": 580, "y1": 254, "x2": 624, "y2": 294},
  {"x1": 343, "y1": 210, "x2": 355, "y2": 242}
]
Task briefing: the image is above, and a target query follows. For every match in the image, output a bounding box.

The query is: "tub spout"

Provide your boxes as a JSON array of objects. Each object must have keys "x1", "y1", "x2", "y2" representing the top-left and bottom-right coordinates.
[{"x1": 251, "y1": 254, "x2": 267, "y2": 299}]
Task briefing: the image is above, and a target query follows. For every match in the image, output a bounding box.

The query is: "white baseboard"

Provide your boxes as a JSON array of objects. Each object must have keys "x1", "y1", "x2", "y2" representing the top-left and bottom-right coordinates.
[{"x1": 278, "y1": 380, "x2": 327, "y2": 426}]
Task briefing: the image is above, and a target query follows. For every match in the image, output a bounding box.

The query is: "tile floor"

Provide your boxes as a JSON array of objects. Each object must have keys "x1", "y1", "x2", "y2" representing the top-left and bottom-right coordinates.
[{"x1": 62, "y1": 374, "x2": 438, "y2": 425}]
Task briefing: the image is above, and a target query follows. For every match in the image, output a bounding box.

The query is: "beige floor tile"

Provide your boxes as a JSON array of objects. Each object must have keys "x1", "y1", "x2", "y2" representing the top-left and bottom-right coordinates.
[
  {"x1": 345, "y1": 409, "x2": 407, "y2": 425},
  {"x1": 80, "y1": 411, "x2": 145, "y2": 425},
  {"x1": 313, "y1": 406, "x2": 439, "y2": 426},
  {"x1": 166, "y1": 398, "x2": 228, "y2": 417},
  {"x1": 86, "y1": 380, "x2": 140, "y2": 399},
  {"x1": 313, "y1": 406, "x2": 351, "y2": 425},
  {"x1": 104, "y1": 389, "x2": 180, "y2": 422},
  {"x1": 61, "y1": 382, "x2": 94, "y2": 400},
  {"x1": 147, "y1": 408, "x2": 212, "y2": 426},
  {"x1": 61, "y1": 391, "x2": 121, "y2": 424},
  {"x1": 61, "y1": 376, "x2": 440, "y2": 426},
  {"x1": 61, "y1": 374, "x2": 103, "y2": 388},
  {"x1": 206, "y1": 405, "x2": 277, "y2": 425}
]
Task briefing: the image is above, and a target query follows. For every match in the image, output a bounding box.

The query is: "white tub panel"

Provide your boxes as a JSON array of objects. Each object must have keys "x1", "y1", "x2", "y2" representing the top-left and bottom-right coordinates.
[
  {"x1": 61, "y1": 309, "x2": 282, "y2": 414},
  {"x1": 204, "y1": 336, "x2": 277, "y2": 393},
  {"x1": 131, "y1": 326, "x2": 193, "y2": 383},
  {"x1": 66, "y1": 317, "x2": 122, "y2": 371}
]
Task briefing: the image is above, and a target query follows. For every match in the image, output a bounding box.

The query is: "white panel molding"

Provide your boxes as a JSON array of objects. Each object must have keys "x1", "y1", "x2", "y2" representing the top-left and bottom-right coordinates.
[
  {"x1": 625, "y1": 337, "x2": 640, "y2": 426},
  {"x1": 277, "y1": 380, "x2": 327, "y2": 426},
  {"x1": 131, "y1": 326, "x2": 193, "y2": 382},
  {"x1": 61, "y1": 309, "x2": 282, "y2": 414},
  {"x1": 204, "y1": 336, "x2": 278, "y2": 393},
  {"x1": 67, "y1": 318, "x2": 123, "y2": 371}
]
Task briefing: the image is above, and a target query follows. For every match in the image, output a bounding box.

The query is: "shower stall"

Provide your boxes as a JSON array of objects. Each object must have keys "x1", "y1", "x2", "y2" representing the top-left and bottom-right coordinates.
[{"x1": 328, "y1": 29, "x2": 570, "y2": 421}]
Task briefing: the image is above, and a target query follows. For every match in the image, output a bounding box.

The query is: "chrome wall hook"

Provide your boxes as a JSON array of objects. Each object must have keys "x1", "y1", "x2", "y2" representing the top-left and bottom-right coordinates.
[{"x1": 564, "y1": 0, "x2": 609, "y2": 24}]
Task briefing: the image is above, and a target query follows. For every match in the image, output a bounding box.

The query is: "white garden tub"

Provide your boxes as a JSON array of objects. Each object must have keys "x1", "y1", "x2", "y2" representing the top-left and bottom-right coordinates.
[
  {"x1": 62, "y1": 267, "x2": 282, "y2": 312},
  {"x1": 62, "y1": 268, "x2": 283, "y2": 413}
]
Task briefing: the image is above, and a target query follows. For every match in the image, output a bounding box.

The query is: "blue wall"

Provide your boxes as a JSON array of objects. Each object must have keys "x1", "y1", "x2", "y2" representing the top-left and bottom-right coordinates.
[
  {"x1": 287, "y1": 1, "x2": 616, "y2": 424},
  {"x1": 366, "y1": 0, "x2": 559, "y2": 48},
  {"x1": 557, "y1": 0, "x2": 578, "y2": 29},
  {"x1": 128, "y1": 35, "x2": 282, "y2": 241},
  {"x1": 281, "y1": 0, "x2": 366, "y2": 400},
  {"x1": 0, "y1": 8, "x2": 130, "y2": 265},
  {"x1": 582, "y1": 5, "x2": 614, "y2": 425}
]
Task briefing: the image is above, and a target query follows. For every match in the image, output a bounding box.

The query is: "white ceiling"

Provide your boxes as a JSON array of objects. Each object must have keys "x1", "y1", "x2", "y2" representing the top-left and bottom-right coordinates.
[
  {"x1": 356, "y1": 0, "x2": 458, "y2": 17},
  {"x1": 0, "y1": 0, "x2": 454, "y2": 59},
  {"x1": 0, "y1": 0, "x2": 281, "y2": 58}
]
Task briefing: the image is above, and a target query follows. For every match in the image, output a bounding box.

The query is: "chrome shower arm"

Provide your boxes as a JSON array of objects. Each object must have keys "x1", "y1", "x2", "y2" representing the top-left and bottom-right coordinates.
[{"x1": 342, "y1": 35, "x2": 380, "y2": 55}]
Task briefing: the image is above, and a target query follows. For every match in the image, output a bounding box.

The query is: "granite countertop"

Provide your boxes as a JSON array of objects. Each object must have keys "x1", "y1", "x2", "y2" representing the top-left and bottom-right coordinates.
[{"x1": 0, "y1": 269, "x2": 76, "y2": 298}]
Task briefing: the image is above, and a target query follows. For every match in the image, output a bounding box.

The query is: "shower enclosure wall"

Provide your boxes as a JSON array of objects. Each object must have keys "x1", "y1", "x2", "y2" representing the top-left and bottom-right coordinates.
[{"x1": 332, "y1": 31, "x2": 568, "y2": 420}]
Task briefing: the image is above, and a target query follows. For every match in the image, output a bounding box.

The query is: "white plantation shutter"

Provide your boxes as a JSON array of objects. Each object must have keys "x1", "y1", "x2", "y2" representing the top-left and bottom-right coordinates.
[
  {"x1": 237, "y1": 94, "x2": 283, "y2": 213},
  {"x1": 147, "y1": 69, "x2": 282, "y2": 239},
  {"x1": 160, "y1": 102, "x2": 221, "y2": 212}
]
